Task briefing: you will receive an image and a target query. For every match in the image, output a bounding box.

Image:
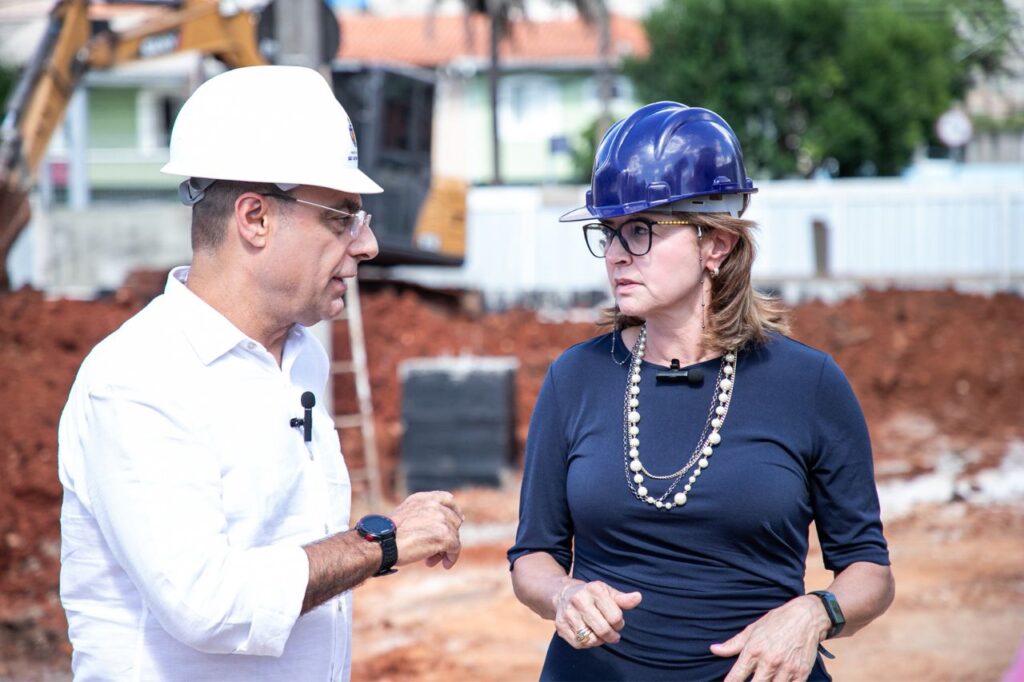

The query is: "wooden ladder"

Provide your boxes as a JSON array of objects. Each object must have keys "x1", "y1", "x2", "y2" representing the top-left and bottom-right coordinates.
[{"x1": 332, "y1": 276, "x2": 383, "y2": 511}]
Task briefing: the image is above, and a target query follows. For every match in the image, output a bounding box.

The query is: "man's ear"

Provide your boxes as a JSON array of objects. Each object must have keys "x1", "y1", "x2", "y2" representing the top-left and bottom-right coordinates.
[
  {"x1": 235, "y1": 193, "x2": 270, "y2": 249},
  {"x1": 705, "y1": 228, "x2": 739, "y2": 273}
]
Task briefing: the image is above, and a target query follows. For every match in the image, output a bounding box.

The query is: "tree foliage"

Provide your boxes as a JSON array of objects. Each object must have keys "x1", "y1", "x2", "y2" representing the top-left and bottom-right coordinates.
[
  {"x1": 570, "y1": 116, "x2": 603, "y2": 183},
  {"x1": 624, "y1": 0, "x2": 1017, "y2": 177}
]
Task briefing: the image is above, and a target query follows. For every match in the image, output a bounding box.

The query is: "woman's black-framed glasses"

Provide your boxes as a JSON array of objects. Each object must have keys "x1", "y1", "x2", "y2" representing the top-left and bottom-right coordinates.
[
  {"x1": 261, "y1": 192, "x2": 372, "y2": 239},
  {"x1": 582, "y1": 218, "x2": 692, "y2": 258}
]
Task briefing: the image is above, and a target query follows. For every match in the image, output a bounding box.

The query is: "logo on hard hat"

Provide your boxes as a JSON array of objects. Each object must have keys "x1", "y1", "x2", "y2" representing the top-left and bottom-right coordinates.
[{"x1": 348, "y1": 120, "x2": 359, "y2": 162}]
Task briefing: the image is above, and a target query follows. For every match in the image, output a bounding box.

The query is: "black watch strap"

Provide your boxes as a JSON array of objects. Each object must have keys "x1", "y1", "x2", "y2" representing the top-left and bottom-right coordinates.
[
  {"x1": 376, "y1": 536, "x2": 398, "y2": 576},
  {"x1": 356, "y1": 515, "x2": 398, "y2": 577},
  {"x1": 810, "y1": 590, "x2": 845, "y2": 639}
]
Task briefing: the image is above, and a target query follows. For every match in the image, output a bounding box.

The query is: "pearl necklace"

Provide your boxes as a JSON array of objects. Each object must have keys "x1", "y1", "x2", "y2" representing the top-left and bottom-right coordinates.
[{"x1": 622, "y1": 324, "x2": 737, "y2": 510}]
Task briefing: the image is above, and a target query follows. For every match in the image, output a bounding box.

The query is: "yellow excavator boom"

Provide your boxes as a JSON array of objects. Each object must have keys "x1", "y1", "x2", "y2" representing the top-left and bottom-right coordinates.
[{"x1": 0, "y1": 0, "x2": 267, "y2": 289}]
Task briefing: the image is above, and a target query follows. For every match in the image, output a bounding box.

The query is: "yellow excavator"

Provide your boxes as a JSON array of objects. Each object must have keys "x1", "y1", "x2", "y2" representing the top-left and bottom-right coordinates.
[{"x1": 0, "y1": 0, "x2": 465, "y2": 289}]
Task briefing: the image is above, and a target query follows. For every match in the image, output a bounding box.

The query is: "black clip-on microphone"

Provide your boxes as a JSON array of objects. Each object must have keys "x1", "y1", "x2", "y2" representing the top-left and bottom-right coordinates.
[
  {"x1": 289, "y1": 391, "x2": 316, "y2": 442},
  {"x1": 656, "y1": 359, "x2": 704, "y2": 386}
]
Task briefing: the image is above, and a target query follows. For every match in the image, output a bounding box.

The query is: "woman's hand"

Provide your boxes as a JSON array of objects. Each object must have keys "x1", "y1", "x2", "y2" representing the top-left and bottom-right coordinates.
[
  {"x1": 711, "y1": 595, "x2": 830, "y2": 682},
  {"x1": 553, "y1": 579, "x2": 642, "y2": 649}
]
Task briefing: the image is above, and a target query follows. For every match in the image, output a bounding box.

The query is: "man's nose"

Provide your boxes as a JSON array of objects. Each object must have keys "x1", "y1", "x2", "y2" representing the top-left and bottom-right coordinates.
[{"x1": 350, "y1": 226, "x2": 379, "y2": 262}]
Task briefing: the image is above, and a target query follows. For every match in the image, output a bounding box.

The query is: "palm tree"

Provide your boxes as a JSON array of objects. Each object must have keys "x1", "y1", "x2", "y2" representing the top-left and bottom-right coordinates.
[
  {"x1": 440, "y1": 0, "x2": 610, "y2": 185},
  {"x1": 570, "y1": 0, "x2": 613, "y2": 137}
]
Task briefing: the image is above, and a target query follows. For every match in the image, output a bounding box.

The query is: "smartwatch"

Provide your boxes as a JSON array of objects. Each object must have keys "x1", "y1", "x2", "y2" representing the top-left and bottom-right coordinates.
[
  {"x1": 355, "y1": 514, "x2": 398, "y2": 576},
  {"x1": 810, "y1": 590, "x2": 845, "y2": 639}
]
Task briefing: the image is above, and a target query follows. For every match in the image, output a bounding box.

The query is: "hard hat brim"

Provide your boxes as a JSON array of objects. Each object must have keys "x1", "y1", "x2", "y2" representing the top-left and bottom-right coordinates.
[
  {"x1": 559, "y1": 204, "x2": 605, "y2": 222},
  {"x1": 559, "y1": 202, "x2": 654, "y2": 222},
  {"x1": 559, "y1": 188, "x2": 758, "y2": 223},
  {"x1": 160, "y1": 162, "x2": 384, "y2": 195}
]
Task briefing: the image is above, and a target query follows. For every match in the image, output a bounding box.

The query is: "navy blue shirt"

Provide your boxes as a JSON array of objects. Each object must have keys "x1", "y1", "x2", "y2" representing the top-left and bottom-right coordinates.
[{"x1": 509, "y1": 332, "x2": 890, "y2": 681}]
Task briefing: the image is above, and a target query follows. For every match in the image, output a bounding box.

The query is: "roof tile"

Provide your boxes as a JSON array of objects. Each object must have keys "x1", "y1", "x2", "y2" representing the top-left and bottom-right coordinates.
[{"x1": 337, "y1": 13, "x2": 649, "y2": 67}]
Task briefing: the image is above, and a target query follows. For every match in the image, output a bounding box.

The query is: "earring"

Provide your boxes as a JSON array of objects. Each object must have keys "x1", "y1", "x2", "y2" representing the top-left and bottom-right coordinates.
[
  {"x1": 699, "y1": 255, "x2": 706, "y2": 332},
  {"x1": 701, "y1": 281, "x2": 706, "y2": 331},
  {"x1": 696, "y1": 228, "x2": 707, "y2": 331},
  {"x1": 711, "y1": 266, "x2": 720, "y2": 278}
]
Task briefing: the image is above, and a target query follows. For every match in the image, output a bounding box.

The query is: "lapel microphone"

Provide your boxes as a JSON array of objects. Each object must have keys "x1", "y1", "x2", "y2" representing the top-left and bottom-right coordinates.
[
  {"x1": 656, "y1": 359, "x2": 704, "y2": 386},
  {"x1": 289, "y1": 391, "x2": 316, "y2": 442}
]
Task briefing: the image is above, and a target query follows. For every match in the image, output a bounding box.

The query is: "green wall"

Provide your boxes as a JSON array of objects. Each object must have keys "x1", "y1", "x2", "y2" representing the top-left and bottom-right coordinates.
[
  {"x1": 88, "y1": 87, "x2": 137, "y2": 148},
  {"x1": 86, "y1": 87, "x2": 177, "y2": 191}
]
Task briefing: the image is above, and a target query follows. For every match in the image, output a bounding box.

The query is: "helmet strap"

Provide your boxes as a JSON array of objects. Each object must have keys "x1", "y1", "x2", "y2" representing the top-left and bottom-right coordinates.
[
  {"x1": 653, "y1": 194, "x2": 746, "y2": 218},
  {"x1": 178, "y1": 177, "x2": 216, "y2": 206},
  {"x1": 178, "y1": 179, "x2": 300, "y2": 206}
]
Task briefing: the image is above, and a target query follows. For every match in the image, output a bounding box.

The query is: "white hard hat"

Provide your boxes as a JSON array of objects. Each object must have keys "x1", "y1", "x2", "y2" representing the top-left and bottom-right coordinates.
[{"x1": 161, "y1": 65, "x2": 383, "y2": 200}]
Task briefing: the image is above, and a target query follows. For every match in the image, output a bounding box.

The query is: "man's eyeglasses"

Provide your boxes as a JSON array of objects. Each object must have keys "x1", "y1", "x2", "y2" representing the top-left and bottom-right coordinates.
[
  {"x1": 261, "y1": 193, "x2": 372, "y2": 239},
  {"x1": 582, "y1": 218, "x2": 692, "y2": 258}
]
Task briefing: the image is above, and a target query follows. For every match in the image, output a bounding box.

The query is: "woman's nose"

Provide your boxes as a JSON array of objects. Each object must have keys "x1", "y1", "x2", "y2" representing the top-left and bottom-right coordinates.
[{"x1": 605, "y1": 232, "x2": 632, "y2": 262}]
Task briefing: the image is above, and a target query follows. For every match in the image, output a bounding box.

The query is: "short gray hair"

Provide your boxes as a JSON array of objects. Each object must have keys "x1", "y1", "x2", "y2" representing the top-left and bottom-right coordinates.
[{"x1": 190, "y1": 180, "x2": 282, "y2": 252}]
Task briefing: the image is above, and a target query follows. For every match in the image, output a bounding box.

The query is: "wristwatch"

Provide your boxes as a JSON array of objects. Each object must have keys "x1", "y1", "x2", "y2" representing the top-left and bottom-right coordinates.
[
  {"x1": 810, "y1": 590, "x2": 845, "y2": 639},
  {"x1": 355, "y1": 514, "x2": 398, "y2": 576}
]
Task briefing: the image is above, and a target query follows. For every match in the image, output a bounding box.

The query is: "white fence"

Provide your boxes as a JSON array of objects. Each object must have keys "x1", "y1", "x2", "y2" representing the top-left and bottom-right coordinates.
[
  {"x1": 10, "y1": 198, "x2": 193, "y2": 297},
  {"x1": 393, "y1": 176, "x2": 1024, "y2": 305},
  {"x1": 8, "y1": 175, "x2": 1024, "y2": 302}
]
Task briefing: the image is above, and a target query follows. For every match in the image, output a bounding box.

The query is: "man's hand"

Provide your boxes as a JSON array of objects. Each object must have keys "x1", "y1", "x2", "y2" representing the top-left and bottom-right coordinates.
[
  {"x1": 390, "y1": 491, "x2": 464, "y2": 569},
  {"x1": 711, "y1": 595, "x2": 830, "y2": 682},
  {"x1": 553, "y1": 579, "x2": 642, "y2": 649}
]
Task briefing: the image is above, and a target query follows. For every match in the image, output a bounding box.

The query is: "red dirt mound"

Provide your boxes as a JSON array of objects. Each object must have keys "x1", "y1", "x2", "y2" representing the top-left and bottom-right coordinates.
[
  {"x1": 1, "y1": 285, "x2": 1021, "y2": 666},
  {"x1": 0, "y1": 291, "x2": 140, "y2": 663}
]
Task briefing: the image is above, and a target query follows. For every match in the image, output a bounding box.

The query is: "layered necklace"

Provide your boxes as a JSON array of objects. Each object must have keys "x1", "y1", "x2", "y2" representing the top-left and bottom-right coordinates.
[{"x1": 622, "y1": 324, "x2": 737, "y2": 510}]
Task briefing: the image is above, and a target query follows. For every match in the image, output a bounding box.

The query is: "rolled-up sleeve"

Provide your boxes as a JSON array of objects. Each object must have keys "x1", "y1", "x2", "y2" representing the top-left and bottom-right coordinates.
[
  {"x1": 84, "y1": 384, "x2": 308, "y2": 657},
  {"x1": 809, "y1": 356, "x2": 891, "y2": 571},
  {"x1": 508, "y1": 365, "x2": 574, "y2": 572}
]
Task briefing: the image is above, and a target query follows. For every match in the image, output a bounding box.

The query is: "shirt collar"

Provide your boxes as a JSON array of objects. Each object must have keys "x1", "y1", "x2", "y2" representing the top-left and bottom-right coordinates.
[{"x1": 164, "y1": 266, "x2": 254, "y2": 366}]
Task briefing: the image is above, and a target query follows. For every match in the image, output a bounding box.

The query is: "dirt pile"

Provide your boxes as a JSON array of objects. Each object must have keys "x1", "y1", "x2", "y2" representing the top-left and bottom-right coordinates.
[
  {"x1": 0, "y1": 290, "x2": 139, "y2": 664},
  {"x1": 334, "y1": 288, "x2": 596, "y2": 490},
  {"x1": 344, "y1": 286, "x2": 1024, "y2": 485},
  {"x1": 0, "y1": 285, "x2": 1021, "y2": 669},
  {"x1": 791, "y1": 289, "x2": 1024, "y2": 475}
]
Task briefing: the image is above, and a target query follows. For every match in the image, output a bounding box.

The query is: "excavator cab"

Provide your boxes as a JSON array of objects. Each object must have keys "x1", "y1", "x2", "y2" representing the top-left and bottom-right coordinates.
[{"x1": 334, "y1": 63, "x2": 464, "y2": 267}]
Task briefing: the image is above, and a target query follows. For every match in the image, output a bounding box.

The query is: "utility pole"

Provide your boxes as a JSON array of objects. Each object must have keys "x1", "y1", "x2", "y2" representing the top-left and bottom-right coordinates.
[
  {"x1": 66, "y1": 88, "x2": 89, "y2": 210},
  {"x1": 273, "y1": 0, "x2": 332, "y2": 413},
  {"x1": 594, "y1": 1, "x2": 612, "y2": 137},
  {"x1": 486, "y1": 5, "x2": 503, "y2": 186},
  {"x1": 274, "y1": 0, "x2": 328, "y2": 75}
]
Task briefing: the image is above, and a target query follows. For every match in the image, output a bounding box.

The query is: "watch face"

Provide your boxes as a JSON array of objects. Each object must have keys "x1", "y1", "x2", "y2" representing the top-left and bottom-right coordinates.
[{"x1": 358, "y1": 514, "x2": 396, "y2": 539}]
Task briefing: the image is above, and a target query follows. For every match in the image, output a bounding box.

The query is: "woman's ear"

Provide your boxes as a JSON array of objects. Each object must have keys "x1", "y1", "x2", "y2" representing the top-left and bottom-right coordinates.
[
  {"x1": 705, "y1": 228, "x2": 739, "y2": 273},
  {"x1": 234, "y1": 193, "x2": 270, "y2": 249}
]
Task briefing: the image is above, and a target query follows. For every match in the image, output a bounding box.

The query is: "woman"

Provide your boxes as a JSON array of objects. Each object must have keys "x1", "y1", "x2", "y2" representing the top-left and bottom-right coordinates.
[{"x1": 508, "y1": 102, "x2": 894, "y2": 681}]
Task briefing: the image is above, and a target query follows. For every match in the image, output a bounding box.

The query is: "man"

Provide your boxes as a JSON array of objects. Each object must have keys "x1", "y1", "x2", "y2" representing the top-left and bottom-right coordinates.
[{"x1": 57, "y1": 65, "x2": 463, "y2": 681}]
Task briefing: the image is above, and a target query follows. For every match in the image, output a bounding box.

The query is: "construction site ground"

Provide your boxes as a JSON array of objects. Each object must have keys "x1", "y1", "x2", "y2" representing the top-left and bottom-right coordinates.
[{"x1": 1, "y1": 284, "x2": 1023, "y2": 681}]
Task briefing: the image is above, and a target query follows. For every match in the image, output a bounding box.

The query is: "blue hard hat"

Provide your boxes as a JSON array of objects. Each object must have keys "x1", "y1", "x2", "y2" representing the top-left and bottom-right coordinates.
[{"x1": 560, "y1": 101, "x2": 757, "y2": 222}]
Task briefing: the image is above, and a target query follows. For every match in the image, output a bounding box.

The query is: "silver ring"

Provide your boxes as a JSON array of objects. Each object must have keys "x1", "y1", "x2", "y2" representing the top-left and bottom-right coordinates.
[{"x1": 575, "y1": 626, "x2": 592, "y2": 643}]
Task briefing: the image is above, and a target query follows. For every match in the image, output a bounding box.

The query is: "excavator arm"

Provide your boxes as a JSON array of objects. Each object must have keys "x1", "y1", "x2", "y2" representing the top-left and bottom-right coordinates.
[{"x1": 0, "y1": 0, "x2": 267, "y2": 289}]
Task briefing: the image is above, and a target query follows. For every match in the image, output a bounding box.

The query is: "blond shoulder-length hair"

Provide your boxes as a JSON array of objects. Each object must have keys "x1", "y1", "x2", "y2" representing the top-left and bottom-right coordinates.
[{"x1": 603, "y1": 211, "x2": 790, "y2": 353}]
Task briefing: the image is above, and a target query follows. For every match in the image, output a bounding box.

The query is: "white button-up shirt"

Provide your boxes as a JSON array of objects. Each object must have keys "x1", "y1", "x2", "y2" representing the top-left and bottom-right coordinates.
[{"x1": 58, "y1": 267, "x2": 353, "y2": 681}]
